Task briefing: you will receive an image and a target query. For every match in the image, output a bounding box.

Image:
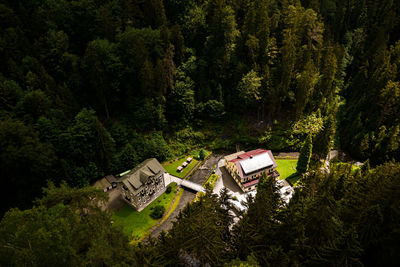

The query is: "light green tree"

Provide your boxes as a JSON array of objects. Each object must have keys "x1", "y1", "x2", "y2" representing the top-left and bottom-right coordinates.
[{"x1": 237, "y1": 70, "x2": 263, "y2": 107}]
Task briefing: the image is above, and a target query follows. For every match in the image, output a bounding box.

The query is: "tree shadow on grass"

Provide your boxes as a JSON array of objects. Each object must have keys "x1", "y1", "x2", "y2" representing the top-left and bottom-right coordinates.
[{"x1": 286, "y1": 173, "x2": 301, "y2": 186}]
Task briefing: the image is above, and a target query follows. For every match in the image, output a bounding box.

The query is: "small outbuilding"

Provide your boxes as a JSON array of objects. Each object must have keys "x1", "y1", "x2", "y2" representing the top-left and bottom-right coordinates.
[{"x1": 94, "y1": 175, "x2": 117, "y2": 192}]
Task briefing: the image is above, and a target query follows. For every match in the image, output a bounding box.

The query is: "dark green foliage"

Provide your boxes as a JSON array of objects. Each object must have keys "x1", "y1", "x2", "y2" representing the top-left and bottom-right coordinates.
[
  {"x1": 0, "y1": 0, "x2": 366, "y2": 215},
  {"x1": 361, "y1": 159, "x2": 370, "y2": 172},
  {"x1": 150, "y1": 205, "x2": 165, "y2": 219},
  {"x1": 297, "y1": 134, "x2": 313, "y2": 173},
  {"x1": 0, "y1": 80, "x2": 22, "y2": 112},
  {"x1": 0, "y1": 0, "x2": 400, "y2": 264},
  {"x1": 166, "y1": 60, "x2": 195, "y2": 125},
  {"x1": 199, "y1": 149, "x2": 206, "y2": 160},
  {"x1": 166, "y1": 185, "x2": 172, "y2": 194},
  {"x1": 82, "y1": 39, "x2": 122, "y2": 118},
  {"x1": 0, "y1": 183, "x2": 134, "y2": 266},
  {"x1": 231, "y1": 173, "x2": 282, "y2": 263},
  {"x1": 19, "y1": 90, "x2": 50, "y2": 120},
  {"x1": 144, "y1": 131, "x2": 171, "y2": 162},
  {"x1": 0, "y1": 119, "x2": 56, "y2": 213},
  {"x1": 313, "y1": 113, "x2": 336, "y2": 160},
  {"x1": 68, "y1": 108, "x2": 116, "y2": 179},
  {"x1": 225, "y1": 254, "x2": 260, "y2": 267},
  {"x1": 230, "y1": 162, "x2": 400, "y2": 266},
  {"x1": 331, "y1": 0, "x2": 400, "y2": 164},
  {"x1": 196, "y1": 100, "x2": 225, "y2": 121},
  {"x1": 114, "y1": 143, "x2": 138, "y2": 173},
  {"x1": 149, "y1": 189, "x2": 235, "y2": 266}
]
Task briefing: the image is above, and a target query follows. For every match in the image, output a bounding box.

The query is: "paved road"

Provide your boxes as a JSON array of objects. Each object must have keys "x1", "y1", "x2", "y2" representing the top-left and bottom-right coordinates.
[
  {"x1": 213, "y1": 159, "x2": 242, "y2": 195},
  {"x1": 149, "y1": 155, "x2": 222, "y2": 238},
  {"x1": 103, "y1": 188, "x2": 125, "y2": 211}
]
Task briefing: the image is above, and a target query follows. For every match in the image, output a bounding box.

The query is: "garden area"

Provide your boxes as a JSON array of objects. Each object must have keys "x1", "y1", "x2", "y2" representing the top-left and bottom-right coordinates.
[
  {"x1": 111, "y1": 183, "x2": 178, "y2": 241},
  {"x1": 162, "y1": 149, "x2": 211, "y2": 178},
  {"x1": 162, "y1": 157, "x2": 198, "y2": 178}
]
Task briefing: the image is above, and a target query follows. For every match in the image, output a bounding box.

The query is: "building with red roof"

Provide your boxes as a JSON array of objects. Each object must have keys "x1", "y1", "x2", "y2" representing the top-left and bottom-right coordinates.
[{"x1": 224, "y1": 149, "x2": 279, "y2": 192}]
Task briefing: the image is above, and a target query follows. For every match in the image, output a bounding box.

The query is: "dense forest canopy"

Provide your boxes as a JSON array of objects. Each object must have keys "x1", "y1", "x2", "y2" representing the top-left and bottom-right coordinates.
[{"x1": 0, "y1": 0, "x2": 399, "y2": 265}]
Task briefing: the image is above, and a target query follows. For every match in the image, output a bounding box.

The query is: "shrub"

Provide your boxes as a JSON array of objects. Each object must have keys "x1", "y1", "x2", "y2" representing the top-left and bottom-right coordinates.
[
  {"x1": 150, "y1": 205, "x2": 165, "y2": 219},
  {"x1": 166, "y1": 185, "x2": 172, "y2": 194},
  {"x1": 199, "y1": 149, "x2": 206, "y2": 160}
]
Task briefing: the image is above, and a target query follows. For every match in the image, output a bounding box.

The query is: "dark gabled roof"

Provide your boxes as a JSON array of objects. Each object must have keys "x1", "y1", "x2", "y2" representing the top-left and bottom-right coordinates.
[{"x1": 120, "y1": 158, "x2": 165, "y2": 193}]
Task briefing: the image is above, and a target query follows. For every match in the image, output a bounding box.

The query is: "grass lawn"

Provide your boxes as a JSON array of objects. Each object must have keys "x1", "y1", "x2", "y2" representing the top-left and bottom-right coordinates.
[
  {"x1": 286, "y1": 173, "x2": 302, "y2": 186},
  {"x1": 276, "y1": 158, "x2": 301, "y2": 186},
  {"x1": 204, "y1": 173, "x2": 219, "y2": 190},
  {"x1": 112, "y1": 183, "x2": 178, "y2": 241},
  {"x1": 163, "y1": 157, "x2": 199, "y2": 178},
  {"x1": 276, "y1": 159, "x2": 298, "y2": 180}
]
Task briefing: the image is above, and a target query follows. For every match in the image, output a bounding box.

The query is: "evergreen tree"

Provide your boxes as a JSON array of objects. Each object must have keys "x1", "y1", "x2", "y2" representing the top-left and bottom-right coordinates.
[
  {"x1": 295, "y1": 59, "x2": 319, "y2": 117},
  {"x1": 82, "y1": 39, "x2": 122, "y2": 118},
  {"x1": 0, "y1": 119, "x2": 56, "y2": 213},
  {"x1": 156, "y1": 192, "x2": 234, "y2": 266},
  {"x1": 67, "y1": 108, "x2": 116, "y2": 184},
  {"x1": 231, "y1": 173, "x2": 282, "y2": 263},
  {"x1": 0, "y1": 183, "x2": 134, "y2": 266},
  {"x1": 297, "y1": 134, "x2": 313, "y2": 173},
  {"x1": 116, "y1": 143, "x2": 138, "y2": 172},
  {"x1": 313, "y1": 113, "x2": 336, "y2": 160}
]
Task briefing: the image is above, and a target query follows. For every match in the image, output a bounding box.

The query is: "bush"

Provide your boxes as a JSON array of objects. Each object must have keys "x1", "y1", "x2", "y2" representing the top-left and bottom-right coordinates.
[
  {"x1": 150, "y1": 205, "x2": 165, "y2": 219},
  {"x1": 199, "y1": 149, "x2": 206, "y2": 160},
  {"x1": 166, "y1": 185, "x2": 172, "y2": 194}
]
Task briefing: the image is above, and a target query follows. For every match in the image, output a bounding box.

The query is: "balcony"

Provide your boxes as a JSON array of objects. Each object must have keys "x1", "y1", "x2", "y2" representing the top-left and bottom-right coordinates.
[{"x1": 242, "y1": 178, "x2": 259, "y2": 188}]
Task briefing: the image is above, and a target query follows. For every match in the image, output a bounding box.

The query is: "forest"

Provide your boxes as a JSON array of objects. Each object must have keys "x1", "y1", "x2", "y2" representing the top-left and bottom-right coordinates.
[{"x1": 0, "y1": 0, "x2": 399, "y2": 266}]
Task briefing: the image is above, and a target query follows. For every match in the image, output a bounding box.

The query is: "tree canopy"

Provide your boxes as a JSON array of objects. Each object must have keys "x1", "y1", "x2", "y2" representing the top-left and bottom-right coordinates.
[{"x1": 0, "y1": 0, "x2": 399, "y2": 265}]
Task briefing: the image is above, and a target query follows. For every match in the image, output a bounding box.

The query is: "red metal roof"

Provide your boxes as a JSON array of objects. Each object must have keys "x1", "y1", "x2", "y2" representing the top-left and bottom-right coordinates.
[
  {"x1": 230, "y1": 149, "x2": 277, "y2": 179},
  {"x1": 230, "y1": 149, "x2": 268, "y2": 162}
]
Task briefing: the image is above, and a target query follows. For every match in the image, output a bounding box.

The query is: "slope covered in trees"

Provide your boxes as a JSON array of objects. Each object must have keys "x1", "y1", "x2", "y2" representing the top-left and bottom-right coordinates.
[
  {"x1": 0, "y1": 0, "x2": 343, "y2": 213},
  {"x1": 0, "y1": 0, "x2": 400, "y2": 264}
]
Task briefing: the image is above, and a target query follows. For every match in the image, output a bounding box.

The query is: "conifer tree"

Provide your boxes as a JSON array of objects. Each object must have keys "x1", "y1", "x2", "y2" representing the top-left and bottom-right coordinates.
[
  {"x1": 313, "y1": 113, "x2": 336, "y2": 160},
  {"x1": 297, "y1": 134, "x2": 313, "y2": 173},
  {"x1": 0, "y1": 183, "x2": 134, "y2": 266},
  {"x1": 231, "y1": 173, "x2": 282, "y2": 263}
]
